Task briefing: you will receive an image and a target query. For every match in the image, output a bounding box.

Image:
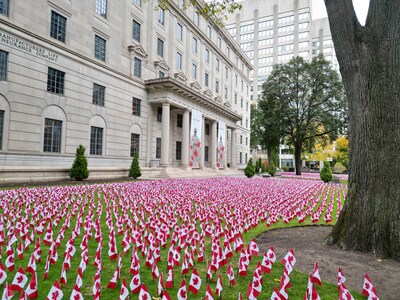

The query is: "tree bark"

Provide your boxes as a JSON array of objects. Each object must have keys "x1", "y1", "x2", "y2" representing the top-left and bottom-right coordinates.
[
  {"x1": 325, "y1": 0, "x2": 400, "y2": 260},
  {"x1": 294, "y1": 141, "x2": 302, "y2": 176}
]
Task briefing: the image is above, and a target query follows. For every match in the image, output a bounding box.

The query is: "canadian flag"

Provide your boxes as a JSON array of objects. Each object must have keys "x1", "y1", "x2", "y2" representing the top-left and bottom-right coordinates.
[
  {"x1": 130, "y1": 270, "x2": 141, "y2": 294},
  {"x1": 46, "y1": 280, "x2": 63, "y2": 300},
  {"x1": 177, "y1": 279, "x2": 187, "y2": 300},
  {"x1": 181, "y1": 255, "x2": 189, "y2": 275},
  {"x1": 107, "y1": 267, "x2": 119, "y2": 289},
  {"x1": 311, "y1": 262, "x2": 322, "y2": 286},
  {"x1": 279, "y1": 270, "x2": 291, "y2": 300},
  {"x1": 70, "y1": 284, "x2": 84, "y2": 300},
  {"x1": 361, "y1": 274, "x2": 379, "y2": 300},
  {"x1": 304, "y1": 274, "x2": 321, "y2": 300},
  {"x1": 339, "y1": 283, "x2": 355, "y2": 300},
  {"x1": 152, "y1": 261, "x2": 160, "y2": 280},
  {"x1": 17, "y1": 241, "x2": 24, "y2": 260},
  {"x1": 1, "y1": 282, "x2": 14, "y2": 300},
  {"x1": 215, "y1": 274, "x2": 223, "y2": 297},
  {"x1": 138, "y1": 284, "x2": 151, "y2": 300},
  {"x1": 161, "y1": 290, "x2": 172, "y2": 300},
  {"x1": 165, "y1": 268, "x2": 174, "y2": 289},
  {"x1": 25, "y1": 253, "x2": 37, "y2": 275},
  {"x1": 93, "y1": 269, "x2": 101, "y2": 299},
  {"x1": 75, "y1": 267, "x2": 83, "y2": 288},
  {"x1": 157, "y1": 272, "x2": 164, "y2": 296},
  {"x1": 25, "y1": 271, "x2": 38, "y2": 299},
  {"x1": 59, "y1": 266, "x2": 67, "y2": 286},
  {"x1": 0, "y1": 262, "x2": 7, "y2": 284},
  {"x1": 11, "y1": 266, "x2": 28, "y2": 292},
  {"x1": 206, "y1": 260, "x2": 213, "y2": 281},
  {"x1": 250, "y1": 238, "x2": 259, "y2": 256},
  {"x1": 188, "y1": 268, "x2": 202, "y2": 295},
  {"x1": 281, "y1": 249, "x2": 296, "y2": 275},
  {"x1": 205, "y1": 284, "x2": 214, "y2": 300},
  {"x1": 226, "y1": 263, "x2": 236, "y2": 286},
  {"x1": 337, "y1": 267, "x2": 346, "y2": 290},
  {"x1": 270, "y1": 286, "x2": 282, "y2": 300},
  {"x1": 119, "y1": 278, "x2": 129, "y2": 300},
  {"x1": 5, "y1": 250, "x2": 15, "y2": 272}
]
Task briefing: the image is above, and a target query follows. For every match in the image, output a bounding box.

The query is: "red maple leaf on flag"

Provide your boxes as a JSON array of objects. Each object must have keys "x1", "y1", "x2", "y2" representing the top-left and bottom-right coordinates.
[
  {"x1": 193, "y1": 277, "x2": 199, "y2": 285},
  {"x1": 180, "y1": 290, "x2": 186, "y2": 298},
  {"x1": 74, "y1": 295, "x2": 81, "y2": 300},
  {"x1": 17, "y1": 276, "x2": 24, "y2": 283},
  {"x1": 141, "y1": 294, "x2": 148, "y2": 300},
  {"x1": 52, "y1": 291, "x2": 59, "y2": 300},
  {"x1": 253, "y1": 280, "x2": 259, "y2": 287},
  {"x1": 133, "y1": 278, "x2": 139, "y2": 285}
]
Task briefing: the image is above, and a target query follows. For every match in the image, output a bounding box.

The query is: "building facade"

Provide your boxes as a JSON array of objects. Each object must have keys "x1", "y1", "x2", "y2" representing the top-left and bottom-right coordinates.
[{"x1": 0, "y1": 0, "x2": 252, "y2": 182}]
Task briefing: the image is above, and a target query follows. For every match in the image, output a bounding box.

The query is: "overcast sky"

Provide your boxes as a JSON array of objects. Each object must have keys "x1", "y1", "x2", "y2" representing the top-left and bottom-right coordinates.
[{"x1": 312, "y1": 0, "x2": 369, "y2": 25}]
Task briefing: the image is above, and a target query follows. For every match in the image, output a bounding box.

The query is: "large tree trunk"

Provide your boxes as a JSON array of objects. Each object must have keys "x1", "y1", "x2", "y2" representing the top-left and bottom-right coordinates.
[
  {"x1": 294, "y1": 141, "x2": 302, "y2": 176},
  {"x1": 325, "y1": 0, "x2": 400, "y2": 260}
]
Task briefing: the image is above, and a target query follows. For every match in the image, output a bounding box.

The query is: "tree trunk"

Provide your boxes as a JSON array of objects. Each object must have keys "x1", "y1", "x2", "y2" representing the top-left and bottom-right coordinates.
[
  {"x1": 294, "y1": 141, "x2": 302, "y2": 176},
  {"x1": 325, "y1": 0, "x2": 400, "y2": 260}
]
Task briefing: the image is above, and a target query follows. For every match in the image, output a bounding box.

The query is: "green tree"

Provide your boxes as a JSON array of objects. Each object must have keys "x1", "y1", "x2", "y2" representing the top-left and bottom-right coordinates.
[
  {"x1": 334, "y1": 136, "x2": 349, "y2": 169},
  {"x1": 267, "y1": 161, "x2": 277, "y2": 177},
  {"x1": 129, "y1": 152, "x2": 142, "y2": 179},
  {"x1": 262, "y1": 55, "x2": 347, "y2": 176},
  {"x1": 70, "y1": 145, "x2": 89, "y2": 181},
  {"x1": 324, "y1": 0, "x2": 400, "y2": 260},
  {"x1": 244, "y1": 158, "x2": 256, "y2": 178},
  {"x1": 320, "y1": 161, "x2": 333, "y2": 183}
]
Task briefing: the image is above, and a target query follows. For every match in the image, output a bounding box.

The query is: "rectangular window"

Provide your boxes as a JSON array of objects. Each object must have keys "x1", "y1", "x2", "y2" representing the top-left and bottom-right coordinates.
[
  {"x1": 47, "y1": 67, "x2": 65, "y2": 95},
  {"x1": 92, "y1": 83, "x2": 105, "y2": 106},
  {"x1": 192, "y1": 63, "x2": 197, "y2": 79},
  {"x1": 157, "y1": 107, "x2": 162, "y2": 122},
  {"x1": 176, "y1": 52, "x2": 182, "y2": 70},
  {"x1": 95, "y1": 0, "x2": 107, "y2": 18},
  {"x1": 0, "y1": 50, "x2": 7, "y2": 81},
  {"x1": 176, "y1": 23, "x2": 183, "y2": 41},
  {"x1": 50, "y1": 11, "x2": 67, "y2": 43},
  {"x1": 194, "y1": 12, "x2": 200, "y2": 26},
  {"x1": 240, "y1": 135, "x2": 243, "y2": 144},
  {"x1": 134, "y1": 57, "x2": 141, "y2": 77},
  {"x1": 192, "y1": 37, "x2": 198, "y2": 54},
  {"x1": 158, "y1": 7, "x2": 165, "y2": 25},
  {"x1": 177, "y1": 114, "x2": 183, "y2": 128},
  {"x1": 240, "y1": 152, "x2": 242, "y2": 164},
  {"x1": 205, "y1": 146, "x2": 209, "y2": 162},
  {"x1": 215, "y1": 58, "x2": 220, "y2": 72},
  {"x1": 156, "y1": 137, "x2": 161, "y2": 159},
  {"x1": 234, "y1": 94, "x2": 237, "y2": 104},
  {"x1": 204, "y1": 73, "x2": 209, "y2": 87},
  {"x1": 207, "y1": 25, "x2": 212, "y2": 38},
  {"x1": 224, "y1": 87, "x2": 228, "y2": 99},
  {"x1": 246, "y1": 137, "x2": 248, "y2": 145},
  {"x1": 215, "y1": 80, "x2": 219, "y2": 94},
  {"x1": 176, "y1": 141, "x2": 182, "y2": 160},
  {"x1": 94, "y1": 35, "x2": 106, "y2": 61},
  {"x1": 157, "y1": 38, "x2": 164, "y2": 57},
  {"x1": 241, "y1": 98, "x2": 243, "y2": 108},
  {"x1": 246, "y1": 101, "x2": 249, "y2": 111},
  {"x1": 130, "y1": 133, "x2": 140, "y2": 157},
  {"x1": 0, "y1": 110, "x2": 4, "y2": 150},
  {"x1": 132, "y1": 97, "x2": 141, "y2": 116},
  {"x1": 159, "y1": 71, "x2": 165, "y2": 78},
  {"x1": 132, "y1": 20, "x2": 141, "y2": 42},
  {"x1": 205, "y1": 49, "x2": 210, "y2": 63},
  {"x1": 245, "y1": 153, "x2": 248, "y2": 163},
  {"x1": 90, "y1": 126, "x2": 103, "y2": 155},
  {"x1": 0, "y1": 0, "x2": 9, "y2": 16},
  {"x1": 43, "y1": 118, "x2": 62, "y2": 153},
  {"x1": 205, "y1": 123, "x2": 210, "y2": 135}
]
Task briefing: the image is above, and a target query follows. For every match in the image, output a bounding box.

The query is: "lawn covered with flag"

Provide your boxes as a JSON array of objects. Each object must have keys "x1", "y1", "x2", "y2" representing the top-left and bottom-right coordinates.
[{"x1": 0, "y1": 177, "x2": 376, "y2": 299}]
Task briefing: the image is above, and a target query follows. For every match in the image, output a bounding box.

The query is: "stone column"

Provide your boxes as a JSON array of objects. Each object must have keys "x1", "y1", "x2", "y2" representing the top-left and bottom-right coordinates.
[
  {"x1": 181, "y1": 110, "x2": 190, "y2": 167},
  {"x1": 200, "y1": 116, "x2": 205, "y2": 169},
  {"x1": 146, "y1": 105, "x2": 153, "y2": 167},
  {"x1": 231, "y1": 128, "x2": 237, "y2": 169},
  {"x1": 160, "y1": 103, "x2": 170, "y2": 167},
  {"x1": 211, "y1": 120, "x2": 217, "y2": 168}
]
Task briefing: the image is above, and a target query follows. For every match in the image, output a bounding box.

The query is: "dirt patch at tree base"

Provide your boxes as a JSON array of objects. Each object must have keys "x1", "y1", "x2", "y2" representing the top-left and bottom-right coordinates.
[{"x1": 256, "y1": 226, "x2": 400, "y2": 300}]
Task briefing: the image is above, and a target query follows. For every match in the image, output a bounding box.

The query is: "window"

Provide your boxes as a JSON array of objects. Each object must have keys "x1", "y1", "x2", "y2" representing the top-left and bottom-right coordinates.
[
  {"x1": 157, "y1": 38, "x2": 164, "y2": 57},
  {"x1": 246, "y1": 137, "x2": 248, "y2": 146},
  {"x1": 245, "y1": 153, "x2": 248, "y2": 163},
  {"x1": 240, "y1": 135, "x2": 243, "y2": 144},
  {"x1": 157, "y1": 107, "x2": 162, "y2": 122},
  {"x1": 217, "y1": 37, "x2": 221, "y2": 48},
  {"x1": 0, "y1": 110, "x2": 3, "y2": 150},
  {"x1": 215, "y1": 58, "x2": 220, "y2": 72},
  {"x1": 240, "y1": 98, "x2": 243, "y2": 108},
  {"x1": 235, "y1": 75, "x2": 238, "y2": 87},
  {"x1": 132, "y1": 20, "x2": 141, "y2": 42},
  {"x1": 194, "y1": 12, "x2": 200, "y2": 26},
  {"x1": 246, "y1": 118, "x2": 248, "y2": 128},
  {"x1": 50, "y1": 11, "x2": 67, "y2": 43},
  {"x1": 224, "y1": 87, "x2": 228, "y2": 99},
  {"x1": 92, "y1": 83, "x2": 105, "y2": 106},
  {"x1": 94, "y1": 35, "x2": 106, "y2": 61},
  {"x1": 0, "y1": 0, "x2": 9, "y2": 16},
  {"x1": 158, "y1": 7, "x2": 165, "y2": 25},
  {"x1": 234, "y1": 94, "x2": 237, "y2": 104},
  {"x1": 215, "y1": 80, "x2": 219, "y2": 93},
  {"x1": 176, "y1": 23, "x2": 183, "y2": 41},
  {"x1": 0, "y1": 50, "x2": 7, "y2": 81},
  {"x1": 130, "y1": 133, "x2": 140, "y2": 157},
  {"x1": 176, "y1": 52, "x2": 182, "y2": 70},
  {"x1": 176, "y1": 141, "x2": 182, "y2": 160},
  {"x1": 207, "y1": 25, "x2": 212, "y2": 38},
  {"x1": 134, "y1": 57, "x2": 141, "y2": 77},
  {"x1": 205, "y1": 49, "x2": 210, "y2": 63},
  {"x1": 192, "y1": 63, "x2": 197, "y2": 79},
  {"x1": 204, "y1": 73, "x2": 209, "y2": 87},
  {"x1": 156, "y1": 137, "x2": 161, "y2": 159},
  {"x1": 43, "y1": 118, "x2": 62, "y2": 153},
  {"x1": 246, "y1": 101, "x2": 249, "y2": 111},
  {"x1": 132, "y1": 97, "x2": 141, "y2": 116},
  {"x1": 225, "y1": 67, "x2": 228, "y2": 80},
  {"x1": 240, "y1": 152, "x2": 242, "y2": 164},
  {"x1": 205, "y1": 123, "x2": 210, "y2": 135},
  {"x1": 90, "y1": 126, "x2": 103, "y2": 155},
  {"x1": 47, "y1": 67, "x2": 65, "y2": 95},
  {"x1": 177, "y1": 114, "x2": 183, "y2": 128},
  {"x1": 204, "y1": 146, "x2": 209, "y2": 162},
  {"x1": 95, "y1": 0, "x2": 107, "y2": 18},
  {"x1": 159, "y1": 71, "x2": 165, "y2": 78},
  {"x1": 192, "y1": 37, "x2": 198, "y2": 54}
]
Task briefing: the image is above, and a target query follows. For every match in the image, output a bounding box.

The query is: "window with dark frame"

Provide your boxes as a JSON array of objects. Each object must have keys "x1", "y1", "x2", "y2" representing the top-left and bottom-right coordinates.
[
  {"x1": 132, "y1": 97, "x2": 141, "y2": 116},
  {"x1": 176, "y1": 52, "x2": 182, "y2": 70},
  {"x1": 0, "y1": 0, "x2": 9, "y2": 16},
  {"x1": 176, "y1": 141, "x2": 182, "y2": 160},
  {"x1": 92, "y1": 83, "x2": 105, "y2": 106},
  {"x1": 204, "y1": 146, "x2": 209, "y2": 162},
  {"x1": 158, "y1": 7, "x2": 165, "y2": 25},
  {"x1": 205, "y1": 123, "x2": 210, "y2": 135},
  {"x1": 47, "y1": 67, "x2": 65, "y2": 95},
  {"x1": 192, "y1": 63, "x2": 197, "y2": 79},
  {"x1": 192, "y1": 37, "x2": 198, "y2": 54},
  {"x1": 0, "y1": 50, "x2": 7, "y2": 81},
  {"x1": 159, "y1": 71, "x2": 165, "y2": 78},
  {"x1": 50, "y1": 11, "x2": 67, "y2": 43},
  {"x1": 176, "y1": 23, "x2": 183, "y2": 41},
  {"x1": 240, "y1": 152, "x2": 242, "y2": 164},
  {"x1": 130, "y1": 133, "x2": 140, "y2": 157},
  {"x1": 95, "y1": 35, "x2": 106, "y2": 61},
  {"x1": 132, "y1": 20, "x2": 141, "y2": 42},
  {"x1": 204, "y1": 73, "x2": 209, "y2": 87},
  {"x1": 177, "y1": 114, "x2": 183, "y2": 128},
  {"x1": 156, "y1": 137, "x2": 161, "y2": 159},
  {"x1": 157, "y1": 38, "x2": 164, "y2": 57},
  {"x1": 95, "y1": 0, "x2": 107, "y2": 18},
  {"x1": 215, "y1": 80, "x2": 219, "y2": 94},
  {"x1": 205, "y1": 49, "x2": 210, "y2": 63},
  {"x1": 43, "y1": 118, "x2": 62, "y2": 153},
  {"x1": 0, "y1": 110, "x2": 4, "y2": 150},
  {"x1": 134, "y1": 57, "x2": 141, "y2": 77},
  {"x1": 157, "y1": 107, "x2": 162, "y2": 122},
  {"x1": 90, "y1": 126, "x2": 103, "y2": 155},
  {"x1": 240, "y1": 135, "x2": 243, "y2": 144}
]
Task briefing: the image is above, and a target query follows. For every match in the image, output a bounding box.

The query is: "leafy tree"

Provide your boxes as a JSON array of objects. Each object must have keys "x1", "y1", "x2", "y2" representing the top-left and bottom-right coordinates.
[
  {"x1": 320, "y1": 161, "x2": 333, "y2": 182},
  {"x1": 324, "y1": 0, "x2": 400, "y2": 260},
  {"x1": 244, "y1": 158, "x2": 256, "y2": 178},
  {"x1": 70, "y1": 145, "x2": 89, "y2": 181},
  {"x1": 334, "y1": 136, "x2": 349, "y2": 169},
  {"x1": 129, "y1": 152, "x2": 142, "y2": 179},
  {"x1": 267, "y1": 161, "x2": 277, "y2": 177},
  {"x1": 262, "y1": 55, "x2": 347, "y2": 176}
]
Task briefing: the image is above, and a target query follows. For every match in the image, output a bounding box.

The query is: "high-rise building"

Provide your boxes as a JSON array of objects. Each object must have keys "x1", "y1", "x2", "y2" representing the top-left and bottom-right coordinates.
[
  {"x1": 0, "y1": 0, "x2": 252, "y2": 182},
  {"x1": 226, "y1": 0, "x2": 337, "y2": 103}
]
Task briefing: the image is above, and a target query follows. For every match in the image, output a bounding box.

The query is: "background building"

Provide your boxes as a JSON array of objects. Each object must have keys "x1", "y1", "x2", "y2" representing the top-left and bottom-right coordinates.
[{"x1": 0, "y1": 0, "x2": 251, "y2": 182}]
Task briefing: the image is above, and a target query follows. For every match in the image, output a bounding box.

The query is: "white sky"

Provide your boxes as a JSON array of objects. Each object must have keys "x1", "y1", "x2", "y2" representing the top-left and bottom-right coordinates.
[{"x1": 312, "y1": 0, "x2": 369, "y2": 25}]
